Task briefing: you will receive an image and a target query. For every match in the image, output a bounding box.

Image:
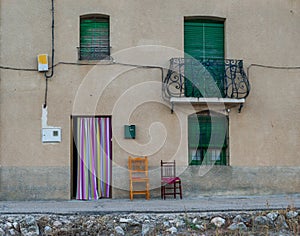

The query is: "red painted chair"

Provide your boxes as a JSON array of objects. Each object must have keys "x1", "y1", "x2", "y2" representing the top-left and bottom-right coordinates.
[{"x1": 161, "y1": 160, "x2": 182, "y2": 199}]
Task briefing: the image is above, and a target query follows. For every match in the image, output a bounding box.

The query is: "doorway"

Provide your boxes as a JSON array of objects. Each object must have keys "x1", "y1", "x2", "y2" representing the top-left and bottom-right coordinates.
[{"x1": 71, "y1": 116, "x2": 112, "y2": 199}]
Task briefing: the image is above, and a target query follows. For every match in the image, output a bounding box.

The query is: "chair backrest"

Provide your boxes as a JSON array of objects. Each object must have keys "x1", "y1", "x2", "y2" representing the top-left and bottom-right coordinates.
[
  {"x1": 161, "y1": 160, "x2": 176, "y2": 178},
  {"x1": 128, "y1": 156, "x2": 148, "y2": 178}
]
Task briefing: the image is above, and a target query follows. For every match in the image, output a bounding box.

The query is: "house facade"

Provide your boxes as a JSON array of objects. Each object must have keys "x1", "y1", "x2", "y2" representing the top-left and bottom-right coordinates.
[{"x1": 0, "y1": 0, "x2": 299, "y2": 200}]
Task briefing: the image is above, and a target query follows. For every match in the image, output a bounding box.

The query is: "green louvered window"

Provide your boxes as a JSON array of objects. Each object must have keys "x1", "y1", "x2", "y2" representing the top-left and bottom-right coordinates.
[
  {"x1": 184, "y1": 19, "x2": 225, "y2": 98},
  {"x1": 79, "y1": 16, "x2": 110, "y2": 60},
  {"x1": 188, "y1": 113, "x2": 228, "y2": 165}
]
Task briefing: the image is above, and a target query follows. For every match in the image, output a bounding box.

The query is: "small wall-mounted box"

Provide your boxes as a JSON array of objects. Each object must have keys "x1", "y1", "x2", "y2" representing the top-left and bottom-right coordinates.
[
  {"x1": 124, "y1": 125, "x2": 135, "y2": 139},
  {"x1": 37, "y1": 54, "x2": 49, "y2": 72},
  {"x1": 42, "y1": 128, "x2": 61, "y2": 143}
]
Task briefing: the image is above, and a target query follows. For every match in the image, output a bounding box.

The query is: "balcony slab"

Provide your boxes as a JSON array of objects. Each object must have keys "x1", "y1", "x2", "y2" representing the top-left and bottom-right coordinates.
[
  {"x1": 169, "y1": 97, "x2": 246, "y2": 113},
  {"x1": 170, "y1": 97, "x2": 245, "y2": 104}
]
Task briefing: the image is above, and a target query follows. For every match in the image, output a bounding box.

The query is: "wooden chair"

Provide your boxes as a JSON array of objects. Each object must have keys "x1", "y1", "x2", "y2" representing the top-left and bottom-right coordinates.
[
  {"x1": 161, "y1": 160, "x2": 182, "y2": 199},
  {"x1": 128, "y1": 156, "x2": 150, "y2": 200}
]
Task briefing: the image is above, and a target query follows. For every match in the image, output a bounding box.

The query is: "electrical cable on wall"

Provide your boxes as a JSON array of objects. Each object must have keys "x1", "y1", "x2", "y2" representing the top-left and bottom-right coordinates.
[
  {"x1": 0, "y1": 66, "x2": 37, "y2": 71},
  {"x1": 2, "y1": 60, "x2": 300, "y2": 74},
  {"x1": 247, "y1": 64, "x2": 300, "y2": 78},
  {"x1": 43, "y1": 0, "x2": 55, "y2": 108}
]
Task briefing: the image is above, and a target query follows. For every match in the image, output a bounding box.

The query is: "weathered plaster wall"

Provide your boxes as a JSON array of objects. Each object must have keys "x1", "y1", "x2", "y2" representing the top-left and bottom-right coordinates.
[
  {"x1": 230, "y1": 68, "x2": 300, "y2": 166},
  {"x1": 0, "y1": 0, "x2": 299, "y2": 200}
]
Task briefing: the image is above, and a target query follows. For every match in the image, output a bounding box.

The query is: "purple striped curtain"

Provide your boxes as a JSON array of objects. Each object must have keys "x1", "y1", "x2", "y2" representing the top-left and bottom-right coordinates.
[{"x1": 75, "y1": 117, "x2": 111, "y2": 200}]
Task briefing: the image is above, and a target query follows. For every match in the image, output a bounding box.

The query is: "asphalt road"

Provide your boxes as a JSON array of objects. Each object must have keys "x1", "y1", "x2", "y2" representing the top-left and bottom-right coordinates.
[{"x1": 0, "y1": 194, "x2": 299, "y2": 215}]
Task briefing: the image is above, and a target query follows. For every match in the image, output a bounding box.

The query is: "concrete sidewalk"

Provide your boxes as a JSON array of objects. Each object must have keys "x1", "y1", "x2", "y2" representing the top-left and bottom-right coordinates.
[{"x1": 0, "y1": 194, "x2": 299, "y2": 215}]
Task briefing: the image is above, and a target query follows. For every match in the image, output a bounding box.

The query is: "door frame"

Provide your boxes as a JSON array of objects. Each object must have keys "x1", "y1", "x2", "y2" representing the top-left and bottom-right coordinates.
[{"x1": 70, "y1": 115, "x2": 112, "y2": 199}]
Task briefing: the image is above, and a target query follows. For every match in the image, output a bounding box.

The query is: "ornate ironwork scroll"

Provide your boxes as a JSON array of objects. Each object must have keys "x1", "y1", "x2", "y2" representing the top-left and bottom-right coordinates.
[{"x1": 163, "y1": 58, "x2": 250, "y2": 99}]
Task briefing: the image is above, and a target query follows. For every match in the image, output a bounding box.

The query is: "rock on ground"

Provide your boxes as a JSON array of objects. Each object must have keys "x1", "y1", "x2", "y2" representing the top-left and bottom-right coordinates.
[{"x1": 0, "y1": 209, "x2": 298, "y2": 235}]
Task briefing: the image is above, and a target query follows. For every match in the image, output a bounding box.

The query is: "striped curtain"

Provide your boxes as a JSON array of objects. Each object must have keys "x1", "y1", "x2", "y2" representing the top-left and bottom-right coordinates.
[{"x1": 74, "y1": 117, "x2": 111, "y2": 200}]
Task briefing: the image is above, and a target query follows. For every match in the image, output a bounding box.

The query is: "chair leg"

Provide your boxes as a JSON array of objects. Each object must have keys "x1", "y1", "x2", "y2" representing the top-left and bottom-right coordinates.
[
  {"x1": 146, "y1": 181, "x2": 150, "y2": 200},
  {"x1": 174, "y1": 182, "x2": 176, "y2": 199},
  {"x1": 129, "y1": 181, "x2": 133, "y2": 200},
  {"x1": 179, "y1": 181, "x2": 182, "y2": 199},
  {"x1": 161, "y1": 182, "x2": 182, "y2": 200}
]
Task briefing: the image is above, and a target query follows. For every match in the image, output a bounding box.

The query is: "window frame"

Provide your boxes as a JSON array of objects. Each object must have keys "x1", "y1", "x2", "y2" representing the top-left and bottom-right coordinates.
[
  {"x1": 188, "y1": 111, "x2": 229, "y2": 166},
  {"x1": 79, "y1": 14, "x2": 110, "y2": 61},
  {"x1": 184, "y1": 17, "x2": 225, "y2": 98}
]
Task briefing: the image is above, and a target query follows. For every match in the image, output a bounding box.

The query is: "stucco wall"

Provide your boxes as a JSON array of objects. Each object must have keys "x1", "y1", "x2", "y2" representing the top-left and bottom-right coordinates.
[
  {"x1": 1, "y1": 165, "x2": 298, "y2": 200},
  {"x1": 230, "y1": 67, "x2": 300, "y2": 166},
  {"x1": 0, "y1": 0, "x2": 299, "y2": 200}
]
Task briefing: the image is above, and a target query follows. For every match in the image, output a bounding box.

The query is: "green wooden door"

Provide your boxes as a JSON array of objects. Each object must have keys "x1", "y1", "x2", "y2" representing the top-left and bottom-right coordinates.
[{"x1": 184, "y1": 19, "x2": 224, "y2": 97}]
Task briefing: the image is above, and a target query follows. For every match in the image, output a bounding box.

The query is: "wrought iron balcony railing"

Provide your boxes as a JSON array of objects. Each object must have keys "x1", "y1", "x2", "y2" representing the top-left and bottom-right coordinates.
[
  {"x1": 77, "y1": 46, "x2": 111, "y2": 60},
  {"x1": 163, "y1": 58, "x2": 250, "y2": 99}
]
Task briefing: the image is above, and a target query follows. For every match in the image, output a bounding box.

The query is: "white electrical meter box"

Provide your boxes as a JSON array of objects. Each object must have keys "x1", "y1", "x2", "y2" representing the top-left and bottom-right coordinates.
[
  {"x1": 42, "y1": 128, "x2": 61, "y2": 143},
  {"x1": 37, "y1": 54, "x2": 49, "y2": 72}
]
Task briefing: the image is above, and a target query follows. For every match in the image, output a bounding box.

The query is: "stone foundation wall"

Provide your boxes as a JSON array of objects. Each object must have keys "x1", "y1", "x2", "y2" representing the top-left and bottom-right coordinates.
[
  {"x1": 180, "y1": 166, "x2": 300, "y2": 197},
  {"x1": 0, "y1": 166, "x2": 299, "y2": 200},
  {"x1": 113, "y1": 166, "x2": 300, "y2": 199},
  {"x1": 0, "y1": 167, "x2": 70, "y2": 200}
]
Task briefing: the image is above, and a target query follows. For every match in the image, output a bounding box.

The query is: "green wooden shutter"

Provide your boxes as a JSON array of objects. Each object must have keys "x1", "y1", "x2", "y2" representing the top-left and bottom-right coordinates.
[
  {"x1": 188, "y1": 114, "x2": 201, "y2": 149},
  {"x1": 184, "y1": 19, "x2": 224, "y2": 59},
  {"x1": 184, "y1": 19, "x2": 224, "y2": 97},
  {"x1": 80, "y1": 17, "x2": 109, "y2": 60},
  {"x1": 188, "y1": 114, "x2": 228, "y2": 165}
]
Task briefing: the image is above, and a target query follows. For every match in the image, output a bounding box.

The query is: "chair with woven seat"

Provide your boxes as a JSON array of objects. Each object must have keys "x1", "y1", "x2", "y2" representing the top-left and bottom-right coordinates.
[
  {"x1": 128, "y1": 156, "x2": 150, "y2": 200},
  {"x1": 161, "y1": 160, "x2": 182, "y2": 199}
]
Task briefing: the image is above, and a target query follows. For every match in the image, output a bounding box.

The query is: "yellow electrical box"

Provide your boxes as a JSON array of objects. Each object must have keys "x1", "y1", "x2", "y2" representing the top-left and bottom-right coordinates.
[{"x1": 37, "y1": 54, "x2": 49, "y2": 72}]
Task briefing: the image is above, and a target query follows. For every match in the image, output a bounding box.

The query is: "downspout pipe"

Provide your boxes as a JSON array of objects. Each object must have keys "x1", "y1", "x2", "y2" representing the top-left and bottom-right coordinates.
[{"x1": 43, "y1": 0, "x2": 55, "y2": 108}]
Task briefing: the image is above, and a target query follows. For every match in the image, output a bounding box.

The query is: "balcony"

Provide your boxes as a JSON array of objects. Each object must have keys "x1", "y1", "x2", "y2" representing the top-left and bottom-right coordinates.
[{"x1": 163, "y1": 58, "x2": 250, "y2": 111}]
